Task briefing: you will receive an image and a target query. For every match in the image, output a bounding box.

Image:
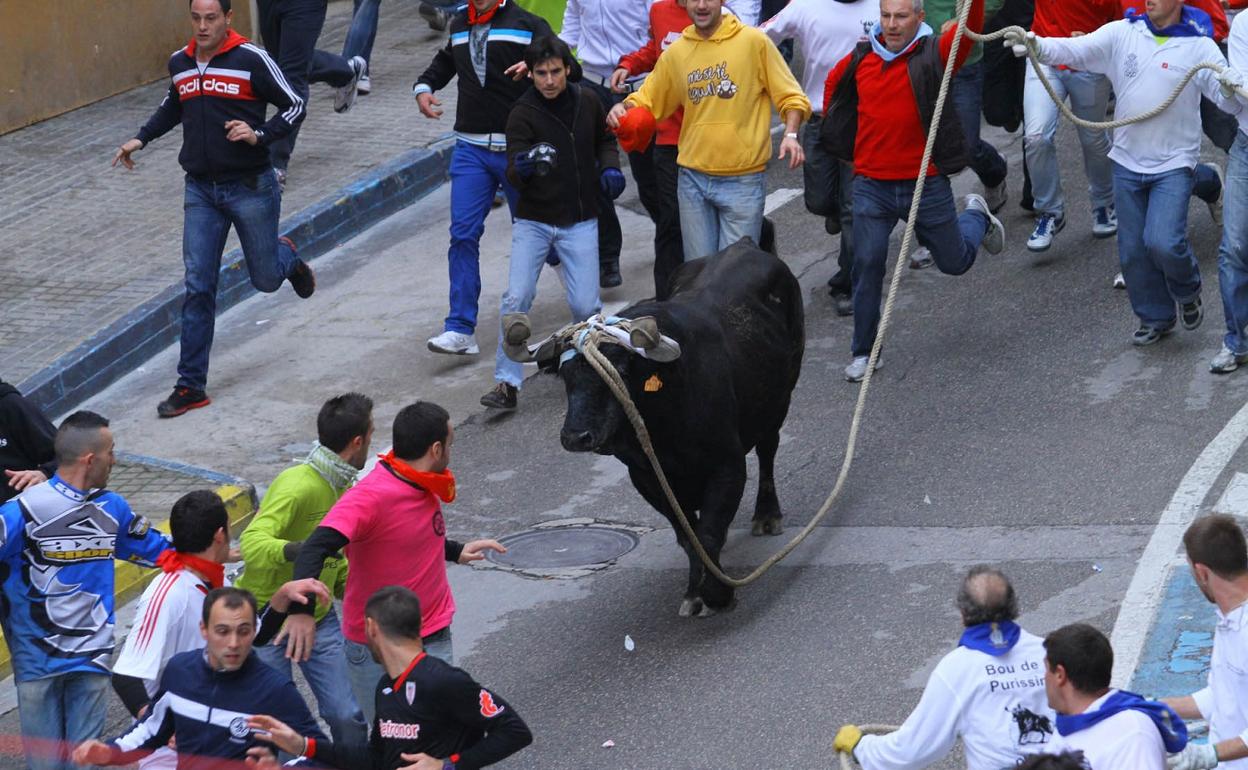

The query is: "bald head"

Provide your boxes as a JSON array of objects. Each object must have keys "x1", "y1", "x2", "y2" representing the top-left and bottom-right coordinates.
[{"x1": 957, "y1": 566, "x2": 1018, "y2": 627}]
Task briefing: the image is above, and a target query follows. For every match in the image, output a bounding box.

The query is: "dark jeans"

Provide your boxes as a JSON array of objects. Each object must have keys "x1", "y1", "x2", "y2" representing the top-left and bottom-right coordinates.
[
  {"x1": 851, "y1": 175, "x2": 989, "y2": 356},
  {"x1": 952, "y1": 61, "x2": 1008, "y2": 189},
  {"x1": 179, "y1": 170, "x2": 297, "y2": 390},
  {"x1": 257, "y1": 0, "x2": 357, "y2": 171},
  {"x1": 583, "y1": 81, "x2": 662, "y2": 264},
  {"x1": 653, "y1": 144, "x2": 685, "y2": 299},
  {"x1": 342, "y1": 0, "x2": 381, "y2": 63},
  {"x1": 803, "y1": 114, "x2": 854, "y2": 293}
]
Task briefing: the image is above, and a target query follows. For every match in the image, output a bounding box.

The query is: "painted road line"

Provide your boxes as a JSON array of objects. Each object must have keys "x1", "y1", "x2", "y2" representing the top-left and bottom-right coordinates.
[
  {"x1": 765, "y1": 188, "x2": 803, "y2": 216},
  {"x1": 1213, "y1": 471, "x2": 1248, "y2": 515},
  {"x1": 1110, "y1": 398, "x2": 1248, "y2": 686}
]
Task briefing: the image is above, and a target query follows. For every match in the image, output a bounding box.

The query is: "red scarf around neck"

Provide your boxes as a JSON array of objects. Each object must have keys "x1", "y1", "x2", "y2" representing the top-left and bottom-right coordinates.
[
  {"x1": 380, "y1": 451, "x2": 457, "y2": 503},
  {"x1": 157, "y1": 549, "x2": 225, "y2": 589},
  {"x1": 468, "y1": 0, "x2": 504, "y2": 25}
]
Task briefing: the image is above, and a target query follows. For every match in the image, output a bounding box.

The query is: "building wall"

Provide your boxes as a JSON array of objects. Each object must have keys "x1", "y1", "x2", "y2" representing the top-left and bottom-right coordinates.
[{"x1": 0, "y1": 0, "x2": 255, "y2": 135}]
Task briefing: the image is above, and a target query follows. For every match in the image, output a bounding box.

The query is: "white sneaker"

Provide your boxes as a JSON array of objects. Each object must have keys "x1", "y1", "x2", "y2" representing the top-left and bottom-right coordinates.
[
  {"x1": 964, "y1": 194, "x2": 1005, "y2": 255},
  {"x1": 1091, "y1": 206, "x2": 1117, "y2": 238},
  {"x1": 908, "y1": 246, "x2": 934, "y2": 270},
  {"x1": 844, "y1": 355, "x2": 882, "y2": 382},
  {"x1": 334, "y1": 56, "x2": 366, "y2": 114},
  {"x1": 427, "y1": 330, "x2": 479, "y2": 355},
  {"x1": 1026, "y1": 212, "x2": 1065, "y2": 252},
  {"x1": 1112, "y1": 272, "x2": 1126, "y2": 290},
  {"x1": 1211, "y1": 344, "x2": 1248, "y2": 374},
  {"x1": 357, "y1": 73, "x2": 371, "y2": 95}
]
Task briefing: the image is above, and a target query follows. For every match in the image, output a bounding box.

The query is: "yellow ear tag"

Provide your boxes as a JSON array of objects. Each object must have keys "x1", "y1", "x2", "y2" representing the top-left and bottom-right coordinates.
[{"x1": 644, "y1": 374, "x2": 663, "y2": 393}]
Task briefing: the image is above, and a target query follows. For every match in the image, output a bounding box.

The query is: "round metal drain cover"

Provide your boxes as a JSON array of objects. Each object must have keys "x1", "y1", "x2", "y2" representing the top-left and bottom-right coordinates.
[{"x1": 487, "y1": 525, "x2": 639, "y2": 569}]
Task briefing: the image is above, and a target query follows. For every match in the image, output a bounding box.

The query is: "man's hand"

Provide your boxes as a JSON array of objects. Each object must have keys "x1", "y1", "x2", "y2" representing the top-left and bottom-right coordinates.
[
  {"x1": 71, "y1": 740, "x2": 113, "y2": 766},
  {"x1": 609, "y1": 67, "x2": 632, "y2": 93},
  {"x1": 269, "y1": 578, "x2": 333, "y2": 614},
  {"x1": 607, "y1": 102, "x2": 628, "y2": 129},
  {"x1": 417, "y1": 92, "x2": 444, "y2": 119},
  {"x1": 459, "y1": 539, "x2": 506, "y2": 564},
  {"x1": 1167, "y1": 744, "x2": 1218, "y2": 770},
  {"x1": 398, "y1": 752, "x2": 446, "y2": 770},
  {"x1": 244, "y1": 747, "x2": 281, "y2": 768},
  {"x1": 505, "y1": 61, "x2": 529, "y2": 80},
  {"x1": 940, "y1": 19, "x2": 957, "y2": 33},
  {"x1": 224, "y1": 120, "x2": 258, "y2": 145},
  {"x1": 274, "y1": 612, "x2": 318, "y2": 662},
  {"x1": 778, "y1": 134, "x2": 804, "y2": 169},
  {"x1": 1003, "y1": 29, "x2": 1036, "y2": 58},
  {"x1": 5, "y1": 469, "x2": 46, "y2": 492},
  {"x1": 247, "y1": 714, "x2": 307, "y2": 757},
  {"x1": 112, "y1": 139, "x2": 144, "y2": 170},
  {"x1": 833, "y1": 724, "x2": 863, "y2": 754},
  {"x1": 600, "y1": 168, "x2": 626, "y2": 200},
  {"x1": 1218, "y1": 67, "x2": 1245, "y2": 100}
]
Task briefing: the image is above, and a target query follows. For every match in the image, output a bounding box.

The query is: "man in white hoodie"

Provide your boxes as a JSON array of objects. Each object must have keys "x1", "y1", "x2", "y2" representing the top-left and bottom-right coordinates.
[
  {"x1": 1006, "y1": 0, "x2": 1245, "y2": 348},
  {"x1": 834, "y1": 567, "x2": 1057, "y2": 769}
]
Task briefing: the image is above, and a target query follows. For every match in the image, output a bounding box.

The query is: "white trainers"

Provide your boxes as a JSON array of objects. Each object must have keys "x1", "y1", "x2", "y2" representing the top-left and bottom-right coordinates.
[
  {"x1": 1026, "y1": 212, "x2": 1065, "y2": 252},
  {"x1": 427, "y1": 330, "x2": 479, "y2": 355},
  {"x1": 1211, "y1": 344, "x2": 1248, "y2": 374},
  {"x1": 1091, "y1": 206, "x2": 1117, "y2": 238},
  {"x1": 908, "y1": 246, "x2": 934, "y2": 270},
  {"x1": 1112, "y1": 272, "x2": 1126, "y2": 290},
  {"x1": 334, "y1": 56, "x2": 366, "y2": 114},
  {"x1": 844, "y1": 355, "x2": 882, "y2": 382},
  {"x1": 964, "y1": 194, "x2": 1005, "y2": 255},
  {"x1": 357, "y1": 73, "x2": 371, "y2": 95}
]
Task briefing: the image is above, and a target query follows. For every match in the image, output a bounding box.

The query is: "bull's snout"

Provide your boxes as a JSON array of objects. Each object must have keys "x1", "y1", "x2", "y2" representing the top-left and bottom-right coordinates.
[{"x1": 560, "y1": 428, "x2": 596, "y2": 452}]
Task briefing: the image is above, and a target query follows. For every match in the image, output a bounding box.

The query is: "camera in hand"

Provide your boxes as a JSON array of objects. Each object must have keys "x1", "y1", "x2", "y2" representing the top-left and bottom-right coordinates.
[{"x1": 527, "y1": 142, "x2": 558, "y2": 177}]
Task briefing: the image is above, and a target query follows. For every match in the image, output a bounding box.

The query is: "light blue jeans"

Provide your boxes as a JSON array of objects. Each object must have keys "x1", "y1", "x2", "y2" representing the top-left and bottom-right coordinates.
[
  {"x1": 495, "y1": 218, "x2": 601, "y2": 388},
  {"x1": 1023, "y1": 64, "x2": 1114, "y2": 216},
  {"x1": 16, "y1": 671, "x2": 111, "y2": 770},
  {"x1": 1220, "y1": 130, "x2": 1248, "y2": 354},
  {"x1": 254, "y1": 608, "x2": 368, "y2": 749},
  {"x1": 677, "y1": 168, "x2": 766, "y2": 260},
  {"x1": 344, "y1": 627, "x2": 454, "y2": 724}
]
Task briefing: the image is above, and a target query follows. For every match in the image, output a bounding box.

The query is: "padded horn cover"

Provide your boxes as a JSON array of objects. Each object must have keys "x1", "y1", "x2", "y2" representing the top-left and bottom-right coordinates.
[
  {"x1": 627, "y1": 316, "x2": 681, "y2": 362},
  {"x1": 501, "y1": 313, "x2": 535, "y2": 362}
]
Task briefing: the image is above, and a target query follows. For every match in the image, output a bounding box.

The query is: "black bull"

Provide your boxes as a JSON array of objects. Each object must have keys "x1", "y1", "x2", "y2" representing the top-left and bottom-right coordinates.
[{"x1": 546, "y1": 240, "x2": 804, "y2": 616}]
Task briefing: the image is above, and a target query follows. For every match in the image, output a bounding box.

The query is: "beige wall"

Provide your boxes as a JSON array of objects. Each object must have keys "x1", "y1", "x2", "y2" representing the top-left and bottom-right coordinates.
[{"x1": 0, "y1": 0, "x2": 255, "y2": 135}]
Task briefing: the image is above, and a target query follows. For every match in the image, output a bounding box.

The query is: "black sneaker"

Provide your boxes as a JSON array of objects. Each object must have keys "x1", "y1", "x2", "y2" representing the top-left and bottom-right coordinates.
[
  {"x1": 828, "y1": 289, "x2": 853, "y2": 317},
  {"x1": 158, "y1": 387, "x2": 211, "y2": 418},
  {"x1": 480, "y1": 383, "x2": 517, "y2": 410},
  {"x1": 1181, "y1": 297, "x2": 1203, "y2": 330},
  {"x1": 285, "y1": 241, "x2": 316, "y2": 299},
  {"x1": 1131, "y1": 324, "x2": 1172, "y2": 347},
  {"x1": 600, "y1": 259, "x2": 622, "y2": 289}
]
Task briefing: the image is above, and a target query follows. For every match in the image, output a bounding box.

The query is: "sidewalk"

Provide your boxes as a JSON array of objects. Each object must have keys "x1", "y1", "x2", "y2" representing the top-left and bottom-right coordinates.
[{"x1": 0, "y1": 0, "x2": 458, "y2": 415}]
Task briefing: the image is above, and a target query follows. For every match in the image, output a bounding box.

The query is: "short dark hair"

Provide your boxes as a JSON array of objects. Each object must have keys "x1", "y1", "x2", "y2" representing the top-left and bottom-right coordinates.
[
  {"x1": 1044, "y1": 624, "x2": 1112, "y2": 695},
  {"x1": 523, "y1": 35, "x2": 575, "y2": 71},
  {"x1": 317, "y1": 393, "x2": 374, "y2": 452},
  {"x1": 365, "y1": 586, "x2": 424, "y2": 640},
  {"x1": 190, "y1": 0, "x2": 232, "y2": 12},
  {"x1": 956, "y1": 565, "x2": 1019, "y2": 626},
  {"x1": 392, "y1": 402, "x2": 450, "y2": 460},
  {"x1": 202, "y1": 586, "x2": 257, "y2": 625},
  {"x1": 1184, "y1": 515, "x2": 1248, "y2": 579},
  {"x1": 1017, "y1": 752, "x2": 1090, "y2": 770},
  {"x1": 54, "y1": 411, "x2": 110, "y2": 466},
  {"x1": 170, "y1": 490, "x2": 229, "y2": 553}
]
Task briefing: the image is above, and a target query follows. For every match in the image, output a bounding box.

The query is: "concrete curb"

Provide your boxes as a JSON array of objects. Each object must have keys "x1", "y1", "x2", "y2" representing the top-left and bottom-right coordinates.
[
  {"x1": 0, "y1": 452, "x2": 259, "y2": 678},
  {"x1": 20, "y1": 138, "x2": 456, "y2": 415}
]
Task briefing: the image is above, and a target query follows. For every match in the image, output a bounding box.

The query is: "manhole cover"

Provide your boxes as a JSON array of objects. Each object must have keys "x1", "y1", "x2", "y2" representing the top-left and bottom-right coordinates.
[{"x1": 487, "y1": 525, "x2": 640, "y2": 569}]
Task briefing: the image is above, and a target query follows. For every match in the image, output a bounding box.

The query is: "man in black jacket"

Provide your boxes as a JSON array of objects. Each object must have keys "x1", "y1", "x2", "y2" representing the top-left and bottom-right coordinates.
[
  {"x1": 414, "y1": 0, "x2": 559, "y2": 359},
  {"x1": 480, "y1": 36, "x2": 621, "y2": 411},
  {"x1": 113, "y1": 0, "x2": 317, "y2": 419},
  {"x1": 0, "y1": 378, "x2": 56, "y2": 502}
]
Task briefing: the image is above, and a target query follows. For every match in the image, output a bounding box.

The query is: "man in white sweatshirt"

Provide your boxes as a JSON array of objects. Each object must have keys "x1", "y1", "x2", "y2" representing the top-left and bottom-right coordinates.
[
  {"x1": 1212, "y1": 11, "x2": 1248, "y2": 373},
  {"x1": 1006, "y1": 0, "x2": 1245, "y2": 347},
  {"x1": 833, "y1": 567, "x2": 1057, "y2": 768}
]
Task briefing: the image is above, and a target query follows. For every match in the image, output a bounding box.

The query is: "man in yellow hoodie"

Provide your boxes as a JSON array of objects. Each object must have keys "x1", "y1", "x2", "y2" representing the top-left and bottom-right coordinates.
[{"x1": 607, "y1": 0, "x2": 810, "y2": 261}]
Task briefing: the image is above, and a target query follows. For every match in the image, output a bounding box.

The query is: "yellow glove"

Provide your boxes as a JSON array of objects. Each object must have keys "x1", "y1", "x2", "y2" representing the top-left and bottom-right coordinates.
[{"x1": 834, "y1": 724, "x2": 863, "y2": 754}]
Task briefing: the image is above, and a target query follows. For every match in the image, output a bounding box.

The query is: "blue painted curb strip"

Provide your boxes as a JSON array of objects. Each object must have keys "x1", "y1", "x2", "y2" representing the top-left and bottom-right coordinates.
[{"x1": 19, "y1": 138, "x2": 456, "y2": 416}]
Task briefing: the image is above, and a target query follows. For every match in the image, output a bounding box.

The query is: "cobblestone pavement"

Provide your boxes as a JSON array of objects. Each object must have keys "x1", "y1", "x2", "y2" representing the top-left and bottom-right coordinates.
[{"x1": 0, "y1": 0, "x2": 459, "y2": 389}]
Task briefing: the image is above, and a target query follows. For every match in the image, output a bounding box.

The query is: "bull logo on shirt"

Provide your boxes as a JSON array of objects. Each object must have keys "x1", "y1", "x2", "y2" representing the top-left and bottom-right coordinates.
[
  {"x1": 479, "y1": 689, "x2": 504, "y2": 718},
  {"x1": 687, "y1": 61, "x2": 737, "y2": 105},
  {"x1": 1007, "y1": 705, "x2": 1053, "y2": 746}
]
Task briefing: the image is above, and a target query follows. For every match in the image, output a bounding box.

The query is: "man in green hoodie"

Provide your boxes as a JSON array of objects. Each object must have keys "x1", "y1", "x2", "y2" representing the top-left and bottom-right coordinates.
[{"x1": 237, "y1": 392, "x2": 374, "y2": 751}]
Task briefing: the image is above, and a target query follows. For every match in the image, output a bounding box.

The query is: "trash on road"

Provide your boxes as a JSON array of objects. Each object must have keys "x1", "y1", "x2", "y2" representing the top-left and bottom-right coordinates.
[
  {"x1": 602, "y1": 740, "x2": 615, "y2": 749},
  {"x1": 624, "y1": 635, "x2": 635, "y2": 652},
  {"x1": 1092, "y1": 564, "x2": 1103, "y2": 573}
]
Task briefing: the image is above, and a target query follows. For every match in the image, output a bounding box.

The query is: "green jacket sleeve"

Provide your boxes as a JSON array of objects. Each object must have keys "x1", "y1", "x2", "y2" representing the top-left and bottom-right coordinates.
[{"x1": 240, "y1": 482, "x2": 300, "y2": 572}]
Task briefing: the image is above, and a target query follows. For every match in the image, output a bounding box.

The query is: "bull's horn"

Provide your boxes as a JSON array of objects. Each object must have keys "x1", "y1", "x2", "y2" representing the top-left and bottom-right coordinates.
[
  {"x1": 627, "y1": 316, "x2": 662, "y2": 350},
  {"x1": 502, "y1": 314, "x2": 536, "y2": 362}
]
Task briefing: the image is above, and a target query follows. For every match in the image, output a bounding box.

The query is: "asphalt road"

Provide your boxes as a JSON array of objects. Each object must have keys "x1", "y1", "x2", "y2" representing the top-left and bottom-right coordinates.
[{"x1": 2, "y1": 116, "x2": 1245, "y2": 768}]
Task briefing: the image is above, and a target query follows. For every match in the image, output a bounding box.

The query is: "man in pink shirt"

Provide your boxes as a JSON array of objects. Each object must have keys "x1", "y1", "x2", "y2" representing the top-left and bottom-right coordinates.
[{"x1": 282, "y1": 401, "x2": 504, "y2": 723}]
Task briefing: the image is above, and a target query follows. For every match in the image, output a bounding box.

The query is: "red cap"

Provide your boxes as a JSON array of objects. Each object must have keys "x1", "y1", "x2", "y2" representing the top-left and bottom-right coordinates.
[{"x1": 616, "y1": 107, "x2": 657, "y2": 153}]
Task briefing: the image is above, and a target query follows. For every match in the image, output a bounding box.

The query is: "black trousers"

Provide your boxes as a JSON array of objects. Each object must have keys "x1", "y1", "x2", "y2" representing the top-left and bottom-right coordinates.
[
  {"x1": 652, "y1": 144, "x2": 685, "y2": 299},
  {"x1": 257, "y1": 0, "x2": 357, "y2": 171}
]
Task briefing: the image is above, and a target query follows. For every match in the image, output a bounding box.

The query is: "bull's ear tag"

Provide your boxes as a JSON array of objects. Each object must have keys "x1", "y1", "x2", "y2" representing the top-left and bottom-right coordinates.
[{"x1": 644, "y1": 374, "x2": 663, "y2": 393}]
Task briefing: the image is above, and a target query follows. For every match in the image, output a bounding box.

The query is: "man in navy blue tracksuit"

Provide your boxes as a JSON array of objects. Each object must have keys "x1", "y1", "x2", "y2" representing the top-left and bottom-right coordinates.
[{"x1": 114, "y1": 0, "x2": 317, "y2": 420}]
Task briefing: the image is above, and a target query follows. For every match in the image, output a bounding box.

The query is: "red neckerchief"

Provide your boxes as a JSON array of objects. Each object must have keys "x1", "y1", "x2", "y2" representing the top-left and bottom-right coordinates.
[
  {"x1": 379, "y1": 451, "x2": 457, "y2": 503},
  {"x1": 157, "y1": 549, "x2": 225, "y2": 589},
  {"x1": 468, "y1": 0, "x2": 505, "y2": 25}
]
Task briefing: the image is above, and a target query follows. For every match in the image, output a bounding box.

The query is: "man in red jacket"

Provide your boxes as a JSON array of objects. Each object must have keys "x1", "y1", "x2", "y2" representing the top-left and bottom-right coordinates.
[{"x1": 823, "y1": 0, "x2": 1005, "y2": 382}]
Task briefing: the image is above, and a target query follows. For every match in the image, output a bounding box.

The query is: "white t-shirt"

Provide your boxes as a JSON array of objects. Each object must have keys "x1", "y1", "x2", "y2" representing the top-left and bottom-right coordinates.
[
  {"x1": 1049, "y1": 690, "x2": 1167, "y2": 770},
  {"x1": 1192, "y1": 602, "x2": 1248, "y2": 770},
  {"x1": 761, "y1": 0, "x2": 877, "y2": 114},
  {"x1": 854, "y1": 630, "x2": 1057, "y2": 770}
]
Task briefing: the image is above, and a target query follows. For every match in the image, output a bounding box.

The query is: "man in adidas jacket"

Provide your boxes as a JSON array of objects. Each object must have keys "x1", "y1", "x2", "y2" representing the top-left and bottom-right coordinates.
[{"x1": 834, "y1": 567, "x2": 1057, "y2": 768}]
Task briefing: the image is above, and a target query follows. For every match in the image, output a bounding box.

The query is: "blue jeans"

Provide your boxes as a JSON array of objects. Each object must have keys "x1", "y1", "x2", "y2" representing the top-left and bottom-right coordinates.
[
  {"x1": 495, "y1": 219, "x2": 601, "y2": 387},
  {"x1": 951, "y1": 62, "x2": 1008, "y2": 189},
  {"x1": 179, "y1": 170, "x2": 297, "y2": 391},
  {"x1": 254, "y1": 609, "x2": 368, "y2": 749},
  {"x1": 677, "y1": 168, "x2": 766, "y2": 261},
  {"x1": 446, "y1": 141, "x2": 519, "y2": 335},
  {"x1": 344, "y1": 627, "x2": 453, "y2": 724},
  {"x1": 1113, "y1": 162, "x2": 1218, "y2": 328},
  {"x1": 1220, "y1": 131, "x2": 1248, "y2": 353},
  {"x1": 1023, "y1": 64, "x2": 1113, "y2": 216},
  {"x1": 17, "y1": 672, "x2": 111, "y2": 770},
  {"x1": 342, "y1": 0, "x2": 380, "y2": 63},
  {"x1": 851, "y1": 175, "x2": 989, "y2": 357}
]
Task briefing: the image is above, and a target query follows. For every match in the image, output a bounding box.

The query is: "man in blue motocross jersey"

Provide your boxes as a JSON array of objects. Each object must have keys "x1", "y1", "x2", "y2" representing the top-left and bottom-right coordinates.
[{"x1": 0, "y1": 411, "x2": 171, "y2": 770}]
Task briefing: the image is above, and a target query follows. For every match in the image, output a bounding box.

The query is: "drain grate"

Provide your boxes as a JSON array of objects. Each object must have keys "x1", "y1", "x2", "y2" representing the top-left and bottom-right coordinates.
[{"x1": 486, "y1": 524, "x2": 640, "y2": 570}]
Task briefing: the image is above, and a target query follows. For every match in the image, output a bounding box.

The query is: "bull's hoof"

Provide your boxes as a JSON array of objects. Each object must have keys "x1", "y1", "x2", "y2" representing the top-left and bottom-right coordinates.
[
  {"x1": 678, "y1": 597, "x2": 703, "y2": 617},
  {"x1": 751, "y1": 517, "x2": 783, "y2": 536}
]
